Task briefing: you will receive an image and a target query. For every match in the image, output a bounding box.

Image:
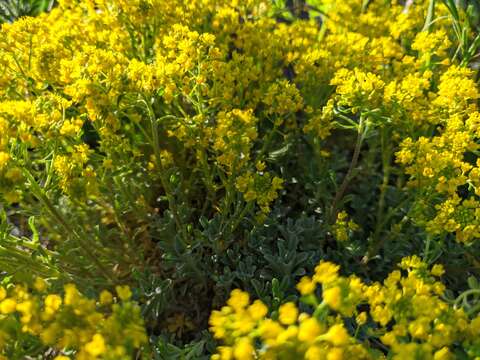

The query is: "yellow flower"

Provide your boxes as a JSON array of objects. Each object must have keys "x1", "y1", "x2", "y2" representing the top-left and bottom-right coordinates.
[
  {"x1": 215, "y1": 346, "x2": 233, "y2": 360},
  {"x1": 323, "y1": 286, "x2": 342, "y2": 310},
  {"x1": 322, "y1": 324, "x2": 349, "y2": 346},
  {"x1": 0, "y1": 151, "x2": 10, "y2": 170},
  {"x1": 408, "y1": 319, "x2": 429, "y2": 339},
  {"x1": 233, "y1": 338, "x2": 254, "y2": 360},
  {"x1": 298, "y1": 317, "x2": 323, "y2": 342},
  {"x1": 99, "y1": 290, "x2": 113, "y2": 305},
  {"x1": 278, "y1": 302, "x2": 298, "y2": 325},
  {"x1": 412, "y1": 30, "x2": 450, "y2": 58},
  {"x1": 258, "y1": 319, "x2": 284, "y2": 340},
  {"x1": 327, "y1": 347, "x2": 344, "y2": 360},
  {"x1": 431, "y1": 264, "x2": 445, "y2": 277},
  {"x1": 276, "y1": 325, "x2": 298, "y2": 345},
  {"x1": 227, "y1": 290, "x2": 250, "y2": 312},
  {"x1": 59, "y1": 118, "x2": 83, "y2": 137},
  {"x1": 233, "y1": 312, "x2": 255, "y2": 334},
  {"x1": 305, "y1": 345, "x2": 323, "y2": 360},
  {"x1": 314, "y1": 262, "x2": 339, "y2": 284},
  {"x1": 16, "y1": 300, "x2": 34, "y2": 324},
  {"x1": 34, "y1": 278, "x2": 48, "y2": 292},
  {"x1": 433, "y1": 347, "x2": 452, "y2": 360},
  {"x1": 44, "y1": 294, "x2": 62, "y2": 314},
  {"x1": 64, "y1": 284, "x2": 79, "y2": 305},
  {"x1": 248, "y1": 300, "x2": 267, "y2": 320},
  {"x1": 0, "y1": 298, "x2": 17, "y2": 314},
  {"x1": 0, "y1": 287, "x2": 6, "y2": 302},
  {"x1": 297, "y1": 276, "x2": 316, "y2": 295},
  {"x1": 356, "y1": 312, "x2": 367, "y2": 325},
  {"x1": 85, "y1": 334, "x2": 107, "y2": 357},
  {"x1": 256, "y1": 161, "x2": 266, "y2": 172},
  {"x1": 115, "y1": 285, "x2": 132, "y2": 301}
]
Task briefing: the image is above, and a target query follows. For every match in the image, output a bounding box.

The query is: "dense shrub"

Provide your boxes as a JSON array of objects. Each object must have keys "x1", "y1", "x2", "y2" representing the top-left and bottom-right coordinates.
[{"x1": 1, "y1": 0, "x2": 480, "y2": 358}]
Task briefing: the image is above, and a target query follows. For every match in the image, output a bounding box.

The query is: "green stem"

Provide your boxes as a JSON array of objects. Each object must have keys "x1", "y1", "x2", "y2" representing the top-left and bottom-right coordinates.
[
  {"x1": 21, "y1": 167, "x2": 116, "y2": 283},
  {"x1": 423, "y1": 0, "x2": 436, "y2": 32},
  {"x1": 313, "y1": 302, "x2": 329, "y2": 321},
  {"x1": 141, "y1": 95, "x2": 189, "y2": 244},
  {"x1": 330, "y1": 116, "x2": 366, "y2": 224},
  {"x1": 229, "y1": 202, "x2": 255, "y2": 236},
  {"x1": 454, "y1": 289, "x2": 480, "y2": 308}
]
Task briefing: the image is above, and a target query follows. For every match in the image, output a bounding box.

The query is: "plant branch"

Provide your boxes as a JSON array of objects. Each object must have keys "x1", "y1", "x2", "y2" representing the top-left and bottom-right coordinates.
[{"x1": 330, "y1": 116, "x2": 365, "y2": 224}]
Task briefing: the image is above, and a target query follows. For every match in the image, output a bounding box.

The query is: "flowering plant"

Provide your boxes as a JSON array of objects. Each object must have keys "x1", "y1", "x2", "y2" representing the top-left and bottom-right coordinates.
[{"x1": 1, "y1": 0, "x2": 480, "y2": 358}]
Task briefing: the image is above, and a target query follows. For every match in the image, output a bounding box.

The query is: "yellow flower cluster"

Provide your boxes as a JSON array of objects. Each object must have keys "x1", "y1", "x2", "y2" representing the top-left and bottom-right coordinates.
[
  {"x1": 294, "y1": 0, "x2": 459, "y2": 145},
  {"x1": 261, "y1": 1, "x2": 480, "y2": 245},
  {"x1": 210, "y1": 287, "x2": 370, "y2": 360},
  {"x1": 396, "y1": 67, "x2": 480, "y2": 242},
  {"x1": 236, "y1": 169, "x2": 283, "y2": 216},
  {"x1": 0, "y1": 0, "x2": 473, "y2": 232},
  {"x1": 412, "y1": 30, "x2": 451, "y2": 64},
  {"x1": 332, "y1": 211, "x2": 360, "y2": 242},
  {"x1": 210, "y1": 256, "x2": 480, "y2": 359},
  {"x1": 0, "y1": 282, "x2": 147, "y2": 359},
  {"x1": 0, "y1": 0, "x2": 480, "y2": 358},
  {"x1": 0, "y1": 0, "x2": 310, "y2": 218},
  {"x1": 330, "y1": 68, "x2": 385, "y2": 113},
  {"x1": 213, "y1": 109, "x2": 259, "y2": 172}
]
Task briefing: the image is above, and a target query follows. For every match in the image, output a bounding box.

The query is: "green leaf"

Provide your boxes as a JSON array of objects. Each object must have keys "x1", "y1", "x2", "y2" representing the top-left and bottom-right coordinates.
[
  {"x1": 468, "y1": 276, "x2": 479, "y2": 289},
  {"x1": 27, "y1": 216, "x2": 39, "y2": 244},
  {"x1": 268, "y1": 143, "x2": 291, "y2": 161}
]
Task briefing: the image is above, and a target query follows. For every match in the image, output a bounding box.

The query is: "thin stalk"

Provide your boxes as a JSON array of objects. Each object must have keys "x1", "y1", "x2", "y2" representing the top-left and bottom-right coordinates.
[
  {"x1": 228, "y1": 202, "x2": 255, "y2": 236},
  {"x1": 141, "y1": 95, "x2": 189, "y2": 244},
  {"x1": 454, "y1": 288, "x2": 480, "y2": 308},
  {"x1": 330, "y1": 116, "x2": 366, "y2": 224},
  {"x1": 21, "y1": 167, "x2": 116, "y2": 283},
  {"x1": 423, "y1": 0, "x2": 436, "y2": 32}
]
